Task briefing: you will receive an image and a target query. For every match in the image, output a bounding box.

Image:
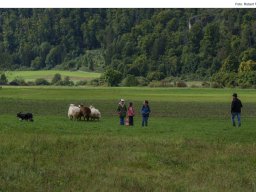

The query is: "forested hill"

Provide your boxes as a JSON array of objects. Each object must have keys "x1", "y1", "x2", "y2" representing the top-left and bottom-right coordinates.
[{"x1": 0, "y1": 9, "x2": 256, "y2": 80}]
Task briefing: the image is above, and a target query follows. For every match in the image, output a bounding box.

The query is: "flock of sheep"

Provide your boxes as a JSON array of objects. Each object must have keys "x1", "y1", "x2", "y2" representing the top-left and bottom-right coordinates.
[{"x1": 68, "y1": 104, "x2": 101, "y2": 121}]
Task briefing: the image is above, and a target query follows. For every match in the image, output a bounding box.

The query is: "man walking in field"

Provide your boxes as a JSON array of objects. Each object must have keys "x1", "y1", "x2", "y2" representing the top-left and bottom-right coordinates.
[{"x1": 231, "y1": 93, "x2": 243, "y2": 127}]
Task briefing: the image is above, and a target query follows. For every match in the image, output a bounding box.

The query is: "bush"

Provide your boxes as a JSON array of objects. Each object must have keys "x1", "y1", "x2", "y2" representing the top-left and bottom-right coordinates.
[
  {"x1": 238, "y1": 71, "x2": 256, "y2": 86},
  {"x1": 0, "y1": 73, "x2": 8, "y2": 85},
  {"x1": 202, "y1": 81, "x2": 210, "y2": 88},
  {"x1": 163, "y1": 76, "x2": 179, "y2": 82},
  {"x1": 54, "y1": 80, "x2": 74, "y2": 86},
  {"x1": 175, "y1": 81, "x2": 187, "y2": 87},
  {"x1": 160, "y1": 80, "x2": 174, "y2": 87},
  {"x1": 51, "y1": 73, "x2": 62, "y2": 85},
  {"x1": 103, "y1": 69, "x2": 122, "y2": 86},
  {"x1": 238, "y1": 60, "x2": 256, "y2": 72},
  {"x1": 146, "y1": 71, "x2": 165, "y2": 81},
  {"x1": 60, "y1": 76, "x2": 74, "y2": 86},
  {"x1": 31, "y1": 57, "x2": 42, "y2": 70},
  {"x1": 148, "y1": 81, "x2": 162, "y2": 87},
  {"x1": 239, "y1": 83, "x2": 252, "y2": 89},
  {"x1": 79, "y1": 66, "x2": 89, "y2": 72},
  {"x1": 75, "y1": 80, "x2": 88, "y2": 86},
  {"x1": 211, "y1": 72, "x2": 238, "y2": 87},
  {"x1": 9, "y1": 81, "x2": 19, "y2": 86},
  {"x1": 148, "y1": 80, "x2": 174, "y2": 87},
  {"x1": 35, "y1": 78, "x2": 50, "y2": 85},
  {"x1": 27, "y1": 81, "x2": 36, "y2": 86},
  {"x1": 210, "y1": 82, "x2": 223, "y2": 88},
  {"x1": 136, "y1": 76, "x2": 149, "y2": 86},
  {"x1": 90, "y1": 78, "x2": 100, "y2": 86},
  {"x1": 121, "y1": 75, "x2": 139, "y2": 87},
  {"x1": 9, "y1": 77, "x2": 27, "y2": 86}
]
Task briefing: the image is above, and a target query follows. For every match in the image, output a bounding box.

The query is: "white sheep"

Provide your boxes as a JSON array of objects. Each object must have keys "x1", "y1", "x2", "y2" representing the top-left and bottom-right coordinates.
[
  {"x1": 89, "y1": 105, "x2": 101, "y2": 120},
  {"x1": 68, "y1": 104, "x2": 81, "y2": 120}
]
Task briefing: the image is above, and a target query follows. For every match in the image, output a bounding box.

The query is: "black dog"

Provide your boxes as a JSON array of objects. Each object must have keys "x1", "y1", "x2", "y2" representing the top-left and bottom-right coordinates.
[{"x1": 17, "y1": 112, "x2": 34, "y2": 122}]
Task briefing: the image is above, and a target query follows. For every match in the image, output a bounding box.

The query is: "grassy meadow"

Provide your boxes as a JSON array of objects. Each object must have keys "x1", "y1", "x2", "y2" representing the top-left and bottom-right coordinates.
[
  {"x1": 5, "y1": 70, "x2": 101, "y2": 82},
  {"x1": 0, "y1": 86, "x2": 256, "y2": 191}
]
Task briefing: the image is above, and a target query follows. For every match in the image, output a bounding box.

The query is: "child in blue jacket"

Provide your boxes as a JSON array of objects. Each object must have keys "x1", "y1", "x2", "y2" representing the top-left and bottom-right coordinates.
[{"x1": 141, "y1": 100, "x2": 151, "y2": 127}]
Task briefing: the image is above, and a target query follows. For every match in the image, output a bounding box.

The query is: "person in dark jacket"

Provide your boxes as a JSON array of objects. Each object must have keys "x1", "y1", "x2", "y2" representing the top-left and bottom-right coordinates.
[
  {"x1": 141, "y1": 100, "x2": 151, "y2": 127},
  {"x1": 117, "y1": 99, "x2": 127, "y2": 125},
  {"x1": 231, "y1": 93, "x2": 243, "y2": 127}
]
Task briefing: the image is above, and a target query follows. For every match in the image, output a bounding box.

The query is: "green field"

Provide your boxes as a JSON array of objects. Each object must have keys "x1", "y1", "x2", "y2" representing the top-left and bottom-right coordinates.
[
  {"x1": 5, "y1": 70, "x2": 101, "y2": 82},
  {"x1": 0, "y1": 87, "x2": 256, "y2": 191}
]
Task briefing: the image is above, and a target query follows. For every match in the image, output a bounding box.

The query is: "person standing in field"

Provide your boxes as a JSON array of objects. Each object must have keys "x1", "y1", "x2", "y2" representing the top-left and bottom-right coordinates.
[
  {"x1": 231, "y1": 93, "x2": 243, "y2": 127},
  {"x1": 127, "y1": 102, "x2": 135, "y2": 126},
  {"x1": 141, "y1": 100, "x2": 151, "y2": 127},
  {"x1": 117, "y1": 99, "x2": 127, "y2": 125}
]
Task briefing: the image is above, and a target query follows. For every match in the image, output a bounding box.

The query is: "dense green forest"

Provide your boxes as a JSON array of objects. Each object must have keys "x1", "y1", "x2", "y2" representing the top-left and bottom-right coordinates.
[{"x1": 0, "y1": 9, "x2": 256, "y2": 86}]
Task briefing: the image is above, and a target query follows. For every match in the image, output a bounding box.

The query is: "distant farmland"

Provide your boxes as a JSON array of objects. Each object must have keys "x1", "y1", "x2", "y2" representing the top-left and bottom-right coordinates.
[{"x1": 5, "y1": 70, "x2": 101, "y2": 82}]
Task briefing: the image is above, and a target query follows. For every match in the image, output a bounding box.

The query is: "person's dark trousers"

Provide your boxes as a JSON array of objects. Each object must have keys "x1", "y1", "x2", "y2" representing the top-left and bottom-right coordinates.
[
  {"x1": 142, "y1": 116, "x2": 148, "y2": 127},
  {"x1": 231, "y1": 112, "x2": 241, "y2": 127},
  {"x1": 129, "y1": 116, "x2": 134, "y2": 126},
  {"x1": 120, "y1": 117, "x2": 125, "y2": 125}
]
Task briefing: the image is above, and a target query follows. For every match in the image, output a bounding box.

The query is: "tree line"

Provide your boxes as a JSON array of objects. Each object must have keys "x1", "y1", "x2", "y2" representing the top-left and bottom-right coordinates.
[{"x1": 0, "y1": 9, "x2": 256, "y2": 87}]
